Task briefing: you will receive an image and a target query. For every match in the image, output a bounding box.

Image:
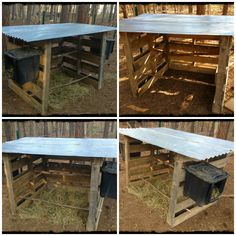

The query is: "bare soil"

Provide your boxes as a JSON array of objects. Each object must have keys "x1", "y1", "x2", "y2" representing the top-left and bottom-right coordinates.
[
  {"x1": 119, "y1": 47, "x2": 234, "y2": 116},
  {"x1": 2, "y1": 180, "x2": 117, "y2": 233},
  {"x1": 2, "y1": 47, "x2": 117, "y2": 116},
  {"x1": 119, "y1": 154, "x2": 234, "y2": 232}
]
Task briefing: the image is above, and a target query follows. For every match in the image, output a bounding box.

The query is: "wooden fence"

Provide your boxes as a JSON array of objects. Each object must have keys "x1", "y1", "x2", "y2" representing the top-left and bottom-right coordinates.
[
  {"x1": 2, "y1": 120, "x2": 117, "y2": 142},
  {"x1": 120, "y1": 120, "x2": 234, "y2": 141},
  {"x1": 120, "y1": 3, "x2": 234, "y2": 19}
]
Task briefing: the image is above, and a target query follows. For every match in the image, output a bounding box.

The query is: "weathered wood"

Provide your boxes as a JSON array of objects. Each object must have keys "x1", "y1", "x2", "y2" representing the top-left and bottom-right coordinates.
[
  {"x1": 175, "y1": 198, "x2": 195, "y2": 213},
  {"x1": 3, "y1": 154, "x2": 17, "y2": 214},
  {"x1": 86, "y1": 159, "x2": 102, "y2": 231},
  {"x1": 167, "y1": 155, "x2": 184, "y2": 226},
  {"x1": 124, "y1": 136, "x2": 131, "y2": 187},
  {"x1": 122, "y1": 32, "x2": 138, "y2": 96},
  {"x1": 129, "y1": 156, "x2": 151, "y2": 167},
  {"x1": 129, "y1": 143, "x2": 154, "y2": 153},
  {"x1": 8, "y1": 79, "x2": 42, "y2": 113},
  {"x1": 98, "y1": 32, "x2": 107, "y2": 89},
  {"x1": 42, "y1": 42, "x2": 52, "y2": 115},
  {"x1": 170, "y1": 54, "x2": 218, "y2": 64},
  {"x1": 169, "y1": 62, "x2": 216, "y2": 74},
  {"x1": 212, "y1": 36, "x2": 231, "y2": 114}
]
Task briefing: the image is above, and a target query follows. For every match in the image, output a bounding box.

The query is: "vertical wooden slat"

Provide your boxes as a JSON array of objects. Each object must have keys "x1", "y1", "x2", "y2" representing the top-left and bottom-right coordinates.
[
  {"x1": 86, "y1": 159, "x2": 102, "y2": 231},
  {"x1": 42, "y1": 42, "x2": 52, "y2": 115},
  {"x1": 3, "y1": 154, "x2": 17, "y2": 214},
  {"x1": 124, "y1": 136, "x2": 130, "y2": 187},
  {"x1": 98, "y1": 32, "x2": 107, "y2": 89},
  {"x1": 212, "y1": 36, "x2": 231, "y2": 114}
]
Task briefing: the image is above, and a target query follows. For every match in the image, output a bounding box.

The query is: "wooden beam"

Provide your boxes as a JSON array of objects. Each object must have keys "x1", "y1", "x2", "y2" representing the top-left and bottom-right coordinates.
[
  {"x1": 167, "y1": 155, "x2": 184, "y2": 226},
  {"x1": 212, "y1": 36, "x2": 231, "y2": 114},
  {"x1": 86, "y1": 159, "x2": 102, "y2": 231},
  {"x1": 124, "y1": 136, "x2": 131, "y2": 187},
  {"x1": 121, "y1": 32, "x2": 138, "y2": 96},
  {"x1": 42, "y1": 42, "x2": 52, "y2": 115},
  {"x1": 98, "y1": 32, "x2": 107, "y2": 89},
  {"x1": 3, "y1": 154, "x2": 17, "y2": 214}
]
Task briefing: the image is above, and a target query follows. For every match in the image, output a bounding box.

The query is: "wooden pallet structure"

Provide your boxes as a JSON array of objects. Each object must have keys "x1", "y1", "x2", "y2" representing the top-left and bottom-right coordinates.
[
  {"x1": 120, "y1": 14, "x2": 234, "y2": 114},
  {"x1": 3, "y1": 137, "x2": 117, "y2": 231},
  {"x1": 3, "y1": 24, "x2": 115, "y2": 115},
  {"x1": 120, "y1": 128, "x2": 233, "y2": 227}
]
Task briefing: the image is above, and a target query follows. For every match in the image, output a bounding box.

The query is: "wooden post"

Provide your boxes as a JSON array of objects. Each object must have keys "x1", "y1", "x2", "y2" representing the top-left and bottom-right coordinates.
[
  {"x1": 124, "y1": 136, "x2": 130, "y2": 188},
  {"x1": 77, "y1": 37, "x2": 82, "y2": 76},
  {"x1": 3, "y1": 154, "x2": 17, "y2": 215},
  {"x1": 42, "y1": 42, "x2": 52, "y2": 115},
  {"x1": 167, "y1": 155, "x2": 183, "y2": 226},
  {"x1": 122, "y1": 32, "x2": 138, "y2": 96},
  {"x1": 98, "y1": 32, "x2": 107, "y2": 89},
  {"x1": 212, "y1": 36, "x2": 231, "y2": 114},
  {"x1": 86, "y1": 159, "x2": 102, "y2": 231}
]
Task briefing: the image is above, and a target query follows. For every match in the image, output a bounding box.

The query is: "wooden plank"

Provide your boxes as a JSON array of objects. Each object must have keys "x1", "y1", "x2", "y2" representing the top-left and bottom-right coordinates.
[
  {"x1": 138, "y1": 63, "x2": 168, "y2": 95},
  {"x1": 11, "y1": 157, "x2": 29, "y2": 172},
  {"x1": 8, "y1": 79, "x2": 42, "y2": 113},
  {"x1": 129, "y1": 144, "x2": 154, "y2": 153},
  {"x1": 22, "y1": 82, "x2": 42, "y2": 100},
  {"x1": 13, "y1": 171, "x2": 33, "y2": 189},
  {"x1": 212, "y1": 36, "x2": 232, "y2": 113},
  {"x1": 42, "y1": 42, "x2": 52, "y2": 115},
  {"x1": 86, "y1": 159, "x2": 102, "y2": 231},
  {"x1": 169, "y1": 62, "x2": 216, "y2": 74},
  {"x1": 168, "y1": 43, "x2": 219, "y2": 55},
  {"x1": 167, "y1": 34, "x2": 220, "y2": 41},
  {"x1": 131, "y1": 34, "x2": 152, "y2": 52},
  {"x1": 175, "y1": 198, "x2": 195, "y2": 213},
  {"x1": 3, "y1": 154, "x2": 17, "y2": 214},
  {"x1": 122, "y1": 32, "x2": 139, "y2": 96},
  {"x1": 129, "y1": 156, "x2": 151, "y2": 167},
  {"x1": 81, "y1": 61, "x2": 99, "y2": 75},
  {"x1": 167, "y1": 155, "x2": 184, "y2": 226},
  {"x1": 98, "y1": 32, "x2": 107, "y2": 89},
  {"x1": 172, "y1": 201, "x2": 217, "y2": 227},
  {"x1": 169, "y1": 54, "x2": 218, "y2": 64},
  {"x1": 81, "y1": 50, "x2": 100, "y2": 66},
  {"x1": 124, "y1": 136, "x2": 131, "y2": 187}
]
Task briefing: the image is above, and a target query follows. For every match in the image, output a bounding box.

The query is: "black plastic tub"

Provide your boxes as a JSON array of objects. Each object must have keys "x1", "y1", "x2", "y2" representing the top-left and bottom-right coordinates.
[
  {"x1": 184, "y1": 162, "x2": 228, "y2": 206},
  {"x1": 100, "y1": 161, "x2": 117, "y2": 199},
  {"x1": 5, "y1": 47, "x2": 41, "y2": 85}
]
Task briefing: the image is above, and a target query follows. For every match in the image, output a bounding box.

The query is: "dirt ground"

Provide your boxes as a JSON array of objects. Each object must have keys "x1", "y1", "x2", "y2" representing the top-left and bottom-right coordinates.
[
  {"x1": 2, "y1": 180, "x2": 117, "y2": 233},
  {"x1": 119, "y1": 46, "x2": 234, "y2": 116},
  {"x1": 119, "y1": 154, "x2": 234, "y2": 232},
  {"x1": 2, "y1": 46, "x2": 117, "y2": 116}
]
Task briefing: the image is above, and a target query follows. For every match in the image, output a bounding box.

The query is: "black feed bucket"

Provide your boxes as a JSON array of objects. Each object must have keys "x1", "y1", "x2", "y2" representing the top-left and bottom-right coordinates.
[
  {"x1": 5, "y1": 47, "x2": 41, "y2": 86},
  {"x1": 100, "y1": 161, "x2": 117, "y2": 199},
  {"x1": 184, "y1": 162, "x2": 228, "y2": 206}
]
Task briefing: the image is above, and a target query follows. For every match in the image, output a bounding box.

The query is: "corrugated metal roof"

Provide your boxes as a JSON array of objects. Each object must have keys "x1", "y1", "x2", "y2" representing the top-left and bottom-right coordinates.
[
  {"x1": 2, "y1": 23, "x2": 116, "y2": 42},
  {"x1": 120, "y1": 14, "x2": 234, "y2": 36},
  {"x1": 2, "y1": 137, "x2": 117, "y2": 159},
  {"x1": 119, "y1": 128, "x2": 234, "y2": 160}
]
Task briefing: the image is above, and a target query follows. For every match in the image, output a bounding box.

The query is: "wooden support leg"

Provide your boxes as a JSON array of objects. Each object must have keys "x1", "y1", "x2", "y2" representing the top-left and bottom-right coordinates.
[
  {"x1": 167, "y1": 155, "x2": 183, "y2": 226},
  {"x1": 124, "y1": 136, "x2": 130, "y2": 188},
  {"x1": 3, "y1": 154, "x2": 17, "y2": 215},
  {"x1": 42, "y1": 42, "x2": 52, "y2": 116},
  {"x1": 86, "y1": 159, "x2": 102, "y2": 231},
  {"x1": 77, "y1": 37, "x2": 82, "y2": 76},
  {"x1": 122, "y1": 32, "x2": 138, "y2": 97},
  {"x1": 98, "y1": 32, "x2": 107, "y2": 89},
  {"x1": 212, "y1": 36, "x2": 231, "y2": 114}
]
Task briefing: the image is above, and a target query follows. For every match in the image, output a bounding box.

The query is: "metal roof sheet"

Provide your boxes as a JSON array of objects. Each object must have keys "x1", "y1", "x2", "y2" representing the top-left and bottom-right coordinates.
[
  {"x1": 120, "y1": 14, "x2": 234, "y2": 36},
  {"x1": 2, "y1": 23, "x2": 116, "y2": 42},
  {"x1": 2, "y1": 137, "x2": 117, "y2": 159},
  {"x1": 119, "y1": 127, "x2": 234, "y2": 160}
]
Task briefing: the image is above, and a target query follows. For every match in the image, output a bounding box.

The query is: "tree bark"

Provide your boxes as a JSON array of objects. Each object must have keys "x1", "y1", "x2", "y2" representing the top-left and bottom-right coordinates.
[
  {"x1": 197, "y1": 4, "x2": 206, "y2": 15},
  {"x1": 60, "y1": 4, "x2": 69, "y2": 23}
]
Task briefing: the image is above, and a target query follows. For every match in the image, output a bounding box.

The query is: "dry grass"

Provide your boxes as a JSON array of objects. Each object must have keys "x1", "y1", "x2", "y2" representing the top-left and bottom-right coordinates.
[
  {"x1": 128, "y1": 174, "x2": 172, "y2": 218},
  {"x1": 19, "y1": 185, "x2": 89, "y2": 230},
  {"x1": 48, "y1": 69, "x2": 90, "y2": 110}
]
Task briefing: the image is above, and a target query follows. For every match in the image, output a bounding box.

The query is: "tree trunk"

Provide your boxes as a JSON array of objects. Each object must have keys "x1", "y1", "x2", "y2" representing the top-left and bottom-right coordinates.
[
  {"x1": 60, "y1": 4, "x2": 69, "y2": 23},
  {"x1": 2, "y1": 4, "x2": 10, "y2": 60},
  {"x1": 76, "y1": 4, "x2": 90, "y2": 23},
  {"x1": 223, "y1": 4, "x2": 229, "y2": 15},
  {"x1": 197, "y1": 4, "x2": 206, "y2": 15}
]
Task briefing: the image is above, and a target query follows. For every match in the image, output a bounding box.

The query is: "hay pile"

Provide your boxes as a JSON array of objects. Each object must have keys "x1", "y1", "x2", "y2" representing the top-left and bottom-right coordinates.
[
  {"x1": 128, "y1": 174, "x2": 172, "y2": 218},
  {"x1": 48, "y1": 70, "x2": 90, "y2": 110},
  {"x1": 19, "y1": 185, "x2": 89, "y2": 230}
]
